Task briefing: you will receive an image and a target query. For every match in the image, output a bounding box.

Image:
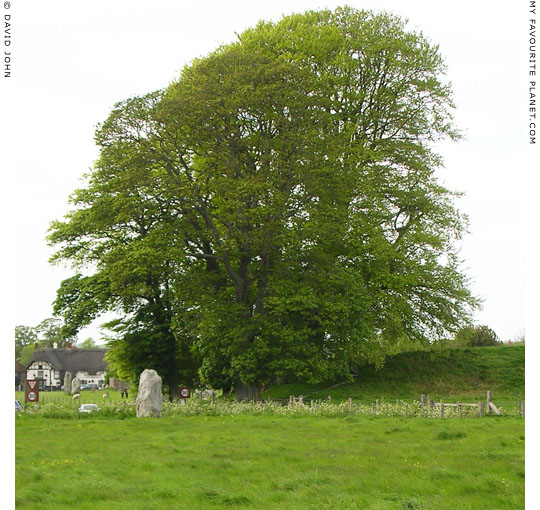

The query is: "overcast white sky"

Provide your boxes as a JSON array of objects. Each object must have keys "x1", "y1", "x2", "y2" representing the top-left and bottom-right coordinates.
[{"x1": 1, "y1": 0, "x2": 538, "y2": 503}]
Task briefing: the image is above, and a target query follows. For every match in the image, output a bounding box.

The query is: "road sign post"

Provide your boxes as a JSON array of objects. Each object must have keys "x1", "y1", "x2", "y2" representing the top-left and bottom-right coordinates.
[{"x1": 25, "y1": 379, "x2": 40, "y2": 404}]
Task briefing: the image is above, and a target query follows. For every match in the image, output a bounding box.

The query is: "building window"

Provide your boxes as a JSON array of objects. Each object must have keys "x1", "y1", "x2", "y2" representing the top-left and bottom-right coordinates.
[{"x1": 37, "y1": 370, "x2": 43, "y2": 378}]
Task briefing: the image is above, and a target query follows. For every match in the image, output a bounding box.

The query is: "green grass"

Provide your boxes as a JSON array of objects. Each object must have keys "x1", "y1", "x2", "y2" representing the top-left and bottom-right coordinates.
[
  {"x1": 15, "y1": 388, "x2": 131, "y2": 406},
  {"x1": 15, "y1": 414, "x2": 524, "y2": 509},
  {"x1": 263, "y1": 345, "x2": 525, "y2": 409}
]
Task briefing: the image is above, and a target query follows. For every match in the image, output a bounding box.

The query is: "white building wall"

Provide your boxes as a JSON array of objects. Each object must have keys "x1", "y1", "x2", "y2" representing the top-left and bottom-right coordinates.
[
  {"x1": 75, "y1": 370, "x2": 106, "y2": 386},
  {"x1": 26, "y1": 361, "x2": 62, "y2": 388}
]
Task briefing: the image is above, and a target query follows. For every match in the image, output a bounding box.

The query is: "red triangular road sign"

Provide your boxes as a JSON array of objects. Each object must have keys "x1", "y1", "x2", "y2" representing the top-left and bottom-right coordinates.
[{"x1": 28, "y1": 381, "x2": 37, "y2": 390}]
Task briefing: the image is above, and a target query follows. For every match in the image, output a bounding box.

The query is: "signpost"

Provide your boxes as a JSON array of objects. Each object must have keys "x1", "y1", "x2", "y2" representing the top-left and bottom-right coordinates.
[{"x1": 25, "y1": 379, "x2": 39, "y2": 404}]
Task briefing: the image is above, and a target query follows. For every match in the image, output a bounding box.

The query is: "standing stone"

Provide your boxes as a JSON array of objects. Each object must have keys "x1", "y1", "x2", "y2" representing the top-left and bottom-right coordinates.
[
  {"x1": 71, "y1": 377, "x2": 81, "y2": 395},
  {"x1": 64, "y1": 372, "x2": 72, "y2": 394},
  {"x1": 136, "y1": 369, "x2": 162, "y2": 418}
]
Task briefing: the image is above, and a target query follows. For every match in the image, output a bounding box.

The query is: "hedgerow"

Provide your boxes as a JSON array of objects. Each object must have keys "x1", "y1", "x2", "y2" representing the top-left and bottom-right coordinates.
[{"x1": 16, "y1": 398, "x2": 520, "y2": 419}]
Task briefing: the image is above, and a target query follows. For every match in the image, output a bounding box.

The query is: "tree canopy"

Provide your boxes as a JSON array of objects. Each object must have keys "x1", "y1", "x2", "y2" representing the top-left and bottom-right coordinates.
[
  {"x1": 454, "y1": 325, "x2": 499, "y2": 347},
  {"x1": 48, "y1": 7, "x2": 478, "y2": 399},
  {"x1": 15, "y1": 317, "x2": 72, "y2": 367}
]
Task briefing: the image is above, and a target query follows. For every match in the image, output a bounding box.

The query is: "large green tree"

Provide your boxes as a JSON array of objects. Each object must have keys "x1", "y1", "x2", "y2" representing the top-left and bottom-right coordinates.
[
  {"x1": 49, "y1": 139, "x2": 201, "y2": 398},
  {"x1": 49, "y1": 7, "x2": 478, "y2": 400}
]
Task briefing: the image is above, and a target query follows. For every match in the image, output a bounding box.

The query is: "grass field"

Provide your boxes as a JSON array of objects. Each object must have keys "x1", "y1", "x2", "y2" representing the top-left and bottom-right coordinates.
[{"x1": 15, "y1": 414, "x2": 524, "y2": 510}]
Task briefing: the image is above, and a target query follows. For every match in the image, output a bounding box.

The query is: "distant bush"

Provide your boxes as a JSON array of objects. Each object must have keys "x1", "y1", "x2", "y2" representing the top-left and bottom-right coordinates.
[{"x1": 454, "y1": 325, "x2": 500, "y2": 347}]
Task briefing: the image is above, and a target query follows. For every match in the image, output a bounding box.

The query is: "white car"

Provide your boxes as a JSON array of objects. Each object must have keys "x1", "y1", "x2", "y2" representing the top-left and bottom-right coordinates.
[{"x1": 78, "y1": 404, "x2": 100, "y2": 413}]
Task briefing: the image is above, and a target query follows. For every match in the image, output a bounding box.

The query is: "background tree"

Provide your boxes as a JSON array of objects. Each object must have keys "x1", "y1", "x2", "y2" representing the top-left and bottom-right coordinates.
[
  {"x1": 15, "y1": 325, "x2": 39, "y2": 359},
  {"x1": 49, "y1": 7, "x2": 478, "y2": 400},
  {"x1": 35, "y1": 317, "x2": 68, "y2": 348},
  {"x1": 512, "y1": 328, "x2": 525, "y2": 344},
  {"x1": 15, "y1": 317, "x2": 71, "y2": 362},
  {"x1": 19, "y1": 344, "x2": 37, "y2": 367},
  {"x1": 79, "y1": 337, "x2": 97, "y2": 349},
  {"x1": 454, "y1": 325, "x2": 499, "y2": 347}
]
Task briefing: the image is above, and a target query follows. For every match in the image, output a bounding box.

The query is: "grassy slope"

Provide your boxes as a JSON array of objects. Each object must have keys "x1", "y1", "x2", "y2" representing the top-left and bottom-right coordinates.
[
  {"x1": 16, "y1": 414, "x2": 524, "y2": 510},
  {"x1": 262, "y1": 345, "x2": 525, "y2": 405}
]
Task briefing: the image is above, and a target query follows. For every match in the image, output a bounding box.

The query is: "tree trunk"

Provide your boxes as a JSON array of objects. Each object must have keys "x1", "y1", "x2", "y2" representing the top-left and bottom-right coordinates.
[
  {"x1": 168, "y1": 377, "x2": 180, "y2": 402},
  {"x1": 235, "y1": 381, "x2": 263, "y2": 402}
]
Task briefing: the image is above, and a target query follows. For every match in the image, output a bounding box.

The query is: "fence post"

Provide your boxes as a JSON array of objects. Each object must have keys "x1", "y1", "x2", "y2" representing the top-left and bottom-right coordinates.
[
  {"x1": 371, "y1": 403, "x2": 374, "y2": 416},
  {"x1": 348, "y1": 398, "x2": 352, "y2": 412},
  {"x1": 298, "y1": 395, "x2": 303, "y2": 405},
  {"x1": 376, "y1": 399, "x2": 379, "y2": 412},
  {"x1": 478, "y1": 401, "x2": 483, "y2": 418},
  {"x1": 440, "y1": 400, "x2": 444, "y2": 418},
  {"x1": 420, "y1": 394, "x2": 426, "y2": 407},
  {"x1": 520, "y1": 400, "x2": 525, "y2": 419},
  {"x1": 405, "y1": 403, "x2": 408, "y2": 418},
  {"x1": 486, "y1": 391, "x2": 492, "y2": 415},
  {"x1": 396, "y1": 399, "x2": 399, "y2": 411}
]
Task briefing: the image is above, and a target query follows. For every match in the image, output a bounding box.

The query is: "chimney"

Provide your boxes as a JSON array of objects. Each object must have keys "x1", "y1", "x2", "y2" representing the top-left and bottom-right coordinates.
[
  {"x1": 53, "y1": 342, "x2": 58, "y2": 349},
  {"x1": 67, "y1": 341, "x2": 72, "y2": 349}
]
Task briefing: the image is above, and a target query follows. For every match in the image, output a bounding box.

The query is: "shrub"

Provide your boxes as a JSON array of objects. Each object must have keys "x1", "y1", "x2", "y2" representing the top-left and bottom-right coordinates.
[
  {"x1": 454, "y1": 325, "x2": 500, "y2": 347},
  {"x1": 15, "y1": 398, "x2": 520, "y2": 419}
]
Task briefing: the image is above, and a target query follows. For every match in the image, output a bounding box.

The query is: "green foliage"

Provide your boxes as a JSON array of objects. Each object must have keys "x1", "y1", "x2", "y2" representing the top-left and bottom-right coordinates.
[
  {"x1": 103, "y1": 304, "x2": 201, "y2": 396},
  {"x1": 15, "y1": 317, "x2": 71, "y2": 361},
  {"x1": 52, "y1": 273, "x2": 113, "y2": 339},
  {"x1": 35, "y1": 317, "x2": 68, "y2": 348},
  {"x1": 48, "y1": 7, "x2": 478, "y2": 398},
  {"x1": 454, "y1": 325, "x2": 500, "y2": 347},
  {"x1": 79, "y1": 337, "x2": 97, "y2": 349},
  {"x1": 19, "y1": 343, "x2": 36, "y2": 367},
  {"x1": 15, "y1": 325, "x2": 38, "y2": 358}
]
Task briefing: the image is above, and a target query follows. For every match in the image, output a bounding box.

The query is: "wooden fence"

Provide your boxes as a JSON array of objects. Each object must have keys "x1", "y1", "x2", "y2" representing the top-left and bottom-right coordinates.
[
  {"x1": 286, "y1": 391, "x2": 524, "y2": 419},
  {"x1": 30, "y1": 390, "x2": 525, "y2": 419}
]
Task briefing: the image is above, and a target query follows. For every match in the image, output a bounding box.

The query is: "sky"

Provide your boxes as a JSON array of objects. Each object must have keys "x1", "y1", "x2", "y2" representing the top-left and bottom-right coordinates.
[{"x1": 1, "y1": 0, "x2": 537, "y2": 504}]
